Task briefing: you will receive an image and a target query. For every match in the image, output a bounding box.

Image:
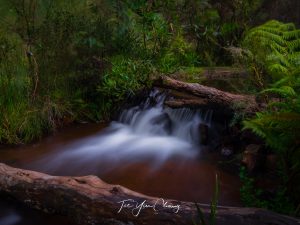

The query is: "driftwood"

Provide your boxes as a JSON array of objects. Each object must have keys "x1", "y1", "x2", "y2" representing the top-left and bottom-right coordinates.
[
  {"x1": 155, "y1": 76, "x2": 260, "y2": 115},
  {"x1": 0, "y1": 163, "x2": 299, "y2": 225}
]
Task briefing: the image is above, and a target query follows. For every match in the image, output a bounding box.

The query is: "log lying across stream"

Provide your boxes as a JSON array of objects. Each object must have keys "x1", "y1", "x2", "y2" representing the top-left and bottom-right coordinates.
[
  {"x1": 155, "y1": 76, "x2": 261, "y2": 116},
  {"x1": 0, "y1": 163, "x2": 299, "y2": 225}
]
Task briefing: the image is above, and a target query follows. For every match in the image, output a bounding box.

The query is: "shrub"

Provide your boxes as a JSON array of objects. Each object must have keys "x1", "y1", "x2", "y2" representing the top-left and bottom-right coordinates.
[
  {"x1": 243, "y1": 70, "x2": 300, "y2": 214},
  {"x1": 97, "y1": 56, "x2": 154, "y2": 117}
]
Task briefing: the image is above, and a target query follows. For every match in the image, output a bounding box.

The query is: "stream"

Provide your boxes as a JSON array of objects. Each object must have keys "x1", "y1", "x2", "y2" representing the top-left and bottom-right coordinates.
[{"x1": 0, "y1": 90, "x2": 241, "y2": 225}]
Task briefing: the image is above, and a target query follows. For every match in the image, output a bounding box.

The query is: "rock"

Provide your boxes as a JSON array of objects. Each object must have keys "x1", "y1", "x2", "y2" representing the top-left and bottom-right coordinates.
[
  {"x1": 199, "y1": 123, "x2": 209, "y2": 145},
  {"x1": 219, "y1": 134, "x2": 235, "y2": 157},
  {"x1": 241, "y1": 130, "x2": 263, "y2": 144},
  {"x1": 242, "y1": 144, "x2": 265, "y2": 173},
  {"x1": 221, "y1": 135, "x2": 232, "y2": 146},
  {"x1": 265, "y1": 154, "x2": 278, "y2": 172},
  {"x1": 245, "y1": 144, "x2": 261, "y2": 153},
  {"x1": 150, "y1": 113, "x2": 172, "y2": 134},
  {"x1": 221, "y1": 147, "x2": 234, "y2": 157},
  {"x1": 148, "y1": 95, "x2": 157, "y2": 107}
]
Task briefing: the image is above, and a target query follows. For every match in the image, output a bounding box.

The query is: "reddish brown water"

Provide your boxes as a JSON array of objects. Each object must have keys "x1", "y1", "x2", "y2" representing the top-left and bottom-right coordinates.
[{"x1": 0, "y1": 123, "x2": 241, "y2": 225}]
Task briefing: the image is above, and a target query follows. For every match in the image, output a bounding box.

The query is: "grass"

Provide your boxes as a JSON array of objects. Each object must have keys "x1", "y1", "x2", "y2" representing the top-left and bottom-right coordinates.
[{"x1": 194, "y1": 174, "x2": 219, "y2": 225}]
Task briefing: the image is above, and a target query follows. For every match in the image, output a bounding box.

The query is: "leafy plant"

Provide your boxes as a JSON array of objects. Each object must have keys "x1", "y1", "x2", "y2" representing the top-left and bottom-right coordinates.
[
  {"x1": 243, "y1": 70, "x2": 300, "y2": 214},
  {"x1": 158, "y1": 32, "x2": 198, "y2": 73},
  {"x1": 241, "y1": 20, "x2": 300, "y2": 88},
  {"x1": 97, "y1": 56, "x2": 153, "y2": 117},
  {"x1": 239, "y1": 166, "x2": 296, "y2": 215},
  {"x1": 239, "y1": 166, "x2": 268, "y2": 208}
]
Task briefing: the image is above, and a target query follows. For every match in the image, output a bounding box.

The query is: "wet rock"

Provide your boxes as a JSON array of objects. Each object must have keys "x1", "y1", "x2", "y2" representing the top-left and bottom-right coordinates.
[
  {"x1": 219, "y1": 134, "x2": 236, "y2": 156},
  {"x1": 221, "y1": 147, "x2": 234, "y2": 157},
  {"x1": 150, "y1": 113, "x2": 172, "y2": 134},
  {"x1": 241, "y1": 130, "x2": 263, "y2": 144},
  {"x1": 242, "y1": 144, "x2": 265, "y2": 173},
  {"x1": 148, "y1": 95, "x2": 157, "y2": 107},
  {"x1": 265, "y1": 154, "x2": 278, "y2": 172},
  {"x1": 199, "y1": 123, "x2": 209, "y2": 145},
  {"x1": 221, "y1": 135, "x2": 232, "y2": 146}
]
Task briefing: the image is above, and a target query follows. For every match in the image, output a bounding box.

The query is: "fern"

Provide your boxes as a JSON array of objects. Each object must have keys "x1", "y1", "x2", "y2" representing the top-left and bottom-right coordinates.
[
  {"x1": 261, "y1": 86, "x2": 296, "y2": 98},
  {"x1": 243, "y1": 20, "x2": 300, "y2": 80},
  {"x1": 244, "y1": 112, "x2": 300, "y2": 150},
  {"x1": 243, "y1": 70, "x2": 300, "y2": 206}
]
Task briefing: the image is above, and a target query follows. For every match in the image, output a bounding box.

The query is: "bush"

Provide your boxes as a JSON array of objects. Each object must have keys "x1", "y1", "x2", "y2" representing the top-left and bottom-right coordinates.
[
  {"x1": 157, "y1": 33, "x2": 199, "y2": 73},
  {"x1": 239, "y1": 167, "x2": 296, "y2": 215},
  {"x1": 97, "y1": 56, "x2": 154, "y2": 117},
  {"x1": 240, "y1": 21, "x2": 300, "y2": 215},
  {"x1": 243, "y1": 70, "x2": 300, "y2": 215}
]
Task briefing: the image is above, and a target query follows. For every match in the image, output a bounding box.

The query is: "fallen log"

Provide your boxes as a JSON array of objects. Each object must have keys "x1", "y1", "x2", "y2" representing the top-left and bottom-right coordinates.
[
  {"x1": 155, "y1": 76, "x2": 261, "y2": 115},
  {"x1": 166, "y1": 67, "x2": 248, "y2": 82},
  {"x1": 0, "y1": 163, "x2": 299, "y2": 225},
  {"x1": 203, "y1": 67, "x2": 248, "y2": 80}
]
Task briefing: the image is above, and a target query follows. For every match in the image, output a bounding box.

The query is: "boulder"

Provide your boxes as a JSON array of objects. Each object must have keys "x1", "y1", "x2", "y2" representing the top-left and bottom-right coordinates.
[
  {"x1": 242, "y1": 144, "x2": 265, "y2": 173},
  {"x1": 265, "y1": 154, "x2": 278, "y2": 173},
  {"x1": 199, "y1": 123, "x2": 209, "y2": 145},
  {"x1": 221, "y1": 147, "x2": 234, "y2": 157},
  {"x1": 150, "y1": 113, "x2": 172, "y2": 134}
]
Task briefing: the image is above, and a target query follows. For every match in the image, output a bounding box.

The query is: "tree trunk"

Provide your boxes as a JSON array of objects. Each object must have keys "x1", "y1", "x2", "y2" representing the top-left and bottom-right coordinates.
[
  {"x1": 155, "y1": 76, "x2": 260, "y2": 116},
  {"x1": 0, "y1": 163, "x2": 299, "y2": 225}
]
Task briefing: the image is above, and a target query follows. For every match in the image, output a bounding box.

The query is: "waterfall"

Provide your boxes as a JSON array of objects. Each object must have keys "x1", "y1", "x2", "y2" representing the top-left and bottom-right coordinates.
[
  {"x1": 118, "y1": 89, "x2": 212, "y2": 145},
  {"x1": 31, "y1": 89, "x2": 214, "y2": 173}
]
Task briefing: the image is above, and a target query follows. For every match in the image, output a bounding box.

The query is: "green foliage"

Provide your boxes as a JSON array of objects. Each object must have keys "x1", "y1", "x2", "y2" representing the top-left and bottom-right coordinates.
[
  {"x1": 97, "y1": 56, "x2": 153, "y2": 117},
  {"x1": 242, "y1": 20, "x2": 300, "y2": 87},
  {"x1": 0, "y1": 29, "x2": 38, "y2": 144},
  {"x1": 243, "y1": 71, "x2": 300, "y2": 151},
  {"x1": 0, "y1": 0, "x2": 106, "y2": 143},
  {"x1": 187, "y1": 0, "x2": 264, "y2": 66},
  {"x1": 239, "y1": 167, "x2": 296, "y2": 215},
  {"x1": 193, "y1": 5, "x2": 221, "y2": 66},
  {"x1": 0, "y1": 0, "x2": 298, "y2": 148},
  {"x1": 241, "y1": 22, "x2": 300, "y2": 214},
  {"x1": 157, "y1": 33, "x2": 199, "y2": 73},
  {"x1": 243, "y1": 70, "x2": 300, "y2": 213},
  {"x1": 239, "y1": 167, "x2": 268, "y2": 208},
  {"x1": 231, "y1": 0, "x2": 263, "y2": 29}
]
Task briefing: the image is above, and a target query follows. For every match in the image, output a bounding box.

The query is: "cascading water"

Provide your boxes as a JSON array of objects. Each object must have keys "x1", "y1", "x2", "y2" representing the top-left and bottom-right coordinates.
[
  {"x1": 31, "y1": 89, "x2": 213, "y2": 174},
  {"x1": 0, "y1": 89, "x2": 242, "y2": 211}
]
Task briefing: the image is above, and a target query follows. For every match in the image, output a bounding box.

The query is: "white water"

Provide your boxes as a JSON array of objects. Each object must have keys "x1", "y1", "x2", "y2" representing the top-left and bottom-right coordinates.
[
  {"x1": 0, "y1": 212, "x2": 21, "y2": 225},
  {"x1": 33, "y1": 89, "x2": 213, "y2": 173}
]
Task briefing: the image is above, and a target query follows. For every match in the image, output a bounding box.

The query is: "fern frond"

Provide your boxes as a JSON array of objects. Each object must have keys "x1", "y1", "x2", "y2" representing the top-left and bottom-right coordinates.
[
  {"x1": 262, "y1": 86, "x2": 296, "y2": 98},
  {"x1": 288, "y1": 39, "x2": 300, "y2": 51},
  {"x1": 245, "y1": 30, "x2": 286, "y2": 47},
  {"x1": 243, "y1": 20, "x2": 300, "y2": 78},
  {"x1": 283, "y1": 30, "x2": 300, "y2": 40},
  {"x1": 244, "y1": 112, "x2": 300, "y2": 151},
  {"x1": 267, "y1": 53, "x2": 291, "y2": 67}
]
